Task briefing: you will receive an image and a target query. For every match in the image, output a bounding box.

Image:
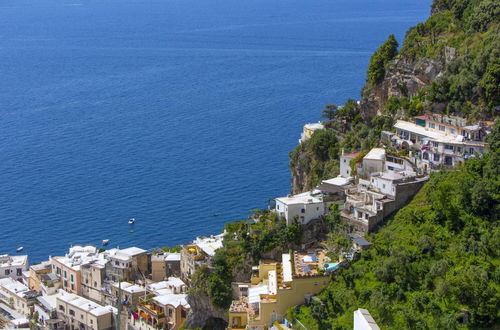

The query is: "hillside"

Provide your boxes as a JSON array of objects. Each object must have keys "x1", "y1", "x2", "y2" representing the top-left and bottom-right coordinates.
[
  {"x1": 290, "y1": 0, "x2": 499, "y2": 193},
  {"x1": 287, "y1": 120, "x2": 500, "y2": 329}
]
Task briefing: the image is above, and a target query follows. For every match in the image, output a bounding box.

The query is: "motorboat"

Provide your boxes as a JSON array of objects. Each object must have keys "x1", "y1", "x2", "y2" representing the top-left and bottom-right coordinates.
[
  {"x1": 128, "y1": 218, "x2": 135, "y2": 224},
  {"x1": 102, "y1": 239, "x2": 110, "y2": 246},
  {"x1": 16, "y1": 247, "x2": 23, "y2": 252}
]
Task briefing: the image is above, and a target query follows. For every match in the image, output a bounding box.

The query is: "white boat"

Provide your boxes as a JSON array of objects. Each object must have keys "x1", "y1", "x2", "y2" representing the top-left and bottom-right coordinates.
[
  {"x1": 16, "y1": 247, "x2": 23, "y2": 252},
  {"x1": 102, "y1": 239, "x2": 110, "y2": 246},
  {"x1": 128, "y1": 218, "x2": 135, "y2": 225}
]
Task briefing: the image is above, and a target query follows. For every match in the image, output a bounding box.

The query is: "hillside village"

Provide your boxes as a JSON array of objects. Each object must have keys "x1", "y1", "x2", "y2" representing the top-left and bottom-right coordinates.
[{"x1": 0, "y1": 113, "x2": 492, "y2": 330}]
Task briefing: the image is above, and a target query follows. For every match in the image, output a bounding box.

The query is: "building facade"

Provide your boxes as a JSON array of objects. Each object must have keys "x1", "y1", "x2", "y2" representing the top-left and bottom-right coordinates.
[{"x1": 0, "y1": 254, "x2": 29, "y2": 282}]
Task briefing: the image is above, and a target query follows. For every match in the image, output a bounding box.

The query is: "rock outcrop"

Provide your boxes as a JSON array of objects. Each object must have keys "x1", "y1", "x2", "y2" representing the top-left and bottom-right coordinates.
[
  {"x1": 360, "y1": 56, "x2": 445, "y2": 121},
  {"x1": 185, "y1": 291, "x2": 228, "y2": 329}
]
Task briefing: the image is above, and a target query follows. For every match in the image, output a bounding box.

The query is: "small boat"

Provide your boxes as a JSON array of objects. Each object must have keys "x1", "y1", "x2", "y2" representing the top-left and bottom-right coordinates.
[
  {"x1": 129, "y1": 230, "x2": 135, "y2": 233},
  {"x1": 102, "y1": 239, "x2": 110, "y2": 246},
  {"x1": 128, "y1": 218, "x2": 135, "y2": 225},
  {"x1": 16, "y1": 247, "x2": 23, "y2": 252},
  {"x1": 213, "y1": 213, "x2": 221, "y2": 217}
]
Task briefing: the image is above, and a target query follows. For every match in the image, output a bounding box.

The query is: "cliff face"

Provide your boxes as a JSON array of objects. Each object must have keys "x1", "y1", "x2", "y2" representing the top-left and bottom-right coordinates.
[
  {"x1": 185, "y1": 292, "x2": 228, "y2": 329},
  {"x1": 360, "y1": 56, "x2": 445, "y2": 121}
]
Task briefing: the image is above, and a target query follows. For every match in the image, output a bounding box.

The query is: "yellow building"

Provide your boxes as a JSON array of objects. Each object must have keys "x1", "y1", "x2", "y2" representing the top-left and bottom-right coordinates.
[
  {"x1": 27, "y1": 261, "x2": 52, "y2": 293},
  {"x1": 229, "y1": 251, "x2": 331, "y2": 329},
  {"x1": 300, "y1": 122, "x2": 324, "y2": 143}
]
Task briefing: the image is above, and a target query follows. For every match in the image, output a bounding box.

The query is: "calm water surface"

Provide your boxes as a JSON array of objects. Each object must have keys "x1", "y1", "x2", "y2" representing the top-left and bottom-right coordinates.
[{"x1": 0, "y1": 0, "x2": 430, "y2": 262}]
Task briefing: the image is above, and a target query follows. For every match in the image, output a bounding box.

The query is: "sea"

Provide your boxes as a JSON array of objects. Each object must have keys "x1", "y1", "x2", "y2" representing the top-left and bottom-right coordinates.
[{"x1": 0, "y1": 0, "x2": 431, "y2": 262}]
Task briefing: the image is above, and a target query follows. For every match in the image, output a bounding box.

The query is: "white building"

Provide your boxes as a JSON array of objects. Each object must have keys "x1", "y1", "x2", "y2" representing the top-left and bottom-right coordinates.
[
  {"x1": 0, "y1": 255, "x2": 29, "y2": 282},
  {"x1": 192, "y1": 234, "x2": 225, "y2": 257},
  {"x1": 360, "y1": 148, "x2": 386, "y2": 177},
  {"x1": 0, "y1": 277, "x2": 37, "y2": 316},
  {"x1": 56, "y1": 290, "x2": 117, "y2": 330},
  {"x1": 393, "y1": 116, "x2": 488, "y2": 169},
  {"x1": 275, "y1": 191, "x2": 326, "y2": 226},
  {"x1": 339, "y1": 151, "x2": 360, "y2": 178},
  {"x1": 354, "y1": 308, "x2": 380, "y2": 330}
]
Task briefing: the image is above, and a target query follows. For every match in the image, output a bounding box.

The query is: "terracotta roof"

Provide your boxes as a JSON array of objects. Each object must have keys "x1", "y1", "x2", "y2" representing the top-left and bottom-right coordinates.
[
  {"x1": 414, "y1": 115, "x2": 430, "y2": 120},
  {"x1": 342, "y1": 151, "x2": 360, "y2": 158}
]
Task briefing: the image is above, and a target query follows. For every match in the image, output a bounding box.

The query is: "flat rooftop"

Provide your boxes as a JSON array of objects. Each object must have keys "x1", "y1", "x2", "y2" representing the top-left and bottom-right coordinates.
[
  {"x1": 0, "y1": 255, "x2": 28, "y2": 268},
  {"x1": 276, "y1": 191, "x2": 323, "y2": 205}
]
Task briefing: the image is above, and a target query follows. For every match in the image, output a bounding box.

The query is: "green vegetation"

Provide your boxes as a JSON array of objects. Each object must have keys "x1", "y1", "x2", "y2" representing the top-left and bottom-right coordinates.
[
  {"x1": 366, "y1": 34, "x2": 398, "y2": 86},
  {"x1": 190, "y1": 211, "x2": 303, "y2": 309},
  {"x1": 160, "y1": 245, "x2": 181, "y2": 253},
  {"x1": 288, "y1": 120, "x2": 500, "y2": 329},
  {"x1": 400, "y1": 0, "x2": 499, "y2": 117}
]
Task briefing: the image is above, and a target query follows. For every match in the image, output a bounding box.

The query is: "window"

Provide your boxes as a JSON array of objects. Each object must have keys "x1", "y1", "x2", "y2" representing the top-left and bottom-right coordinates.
[
  {"x1": 434, "y1": 154, "x2": 440, "y2": 161},
  {"x1": 276, "y1": 205, "x2": 279, "y2": 210},
  {"x1": 56, "y1": 267, "x2": 61, "y2": 275},
  {"x1": 382, "y1": 184, "x2": 386, "y2": 189},
  {"x1": 169, "y1": 308, "x2": 173, "y2": 316},
  {"x1": 64, "y1": 280, "x2": 68, "y2": 287},
  {"x1": 59, "y1": 305, "x2": 65, "y2": 312},
  {"x1": 94, "y1": 281, "x2": 97, "y2": 287},
  {"x1": 64, "y1": 271, "x2": 67, "y2": 278},
  {"x1": 470, "y1": 148, "x2": 474, "y2": 154},
  {"x1": 457, "y1": 147, "x2": 462, "y2": 153},
  {"x1": 4, "y1": 270, "x2": 9, "y2": 275},
  {"x1": 70, "y1": 274, "x2": 74, "y2": 282},
  {"x1": 181, "y1": 309, "x2": 187, "y2": 318},
  {"x1": 90, "y1": 320, "x2": 93, "y2": 324},
  {"x1": 81, "y1": 315, "x2": 84, "y2": 320},
  {"x1": 301, "y1": 208, "x2": 305, "y2": 214},
  {"x1": 444, "y1": 144, "x2": 454, "y2": 150},
  {"x1": 429, "y1": 123, "x2": 435, "y2": 129},
  {"x1": 449, "y1": 128, "x2": 455, "y2": 134},
  {"x1": 69, "y1": 309, "x2": 75, "y2": 316},
  {"x1": 16, "y1": 268, "x2": 22, "y2": 276},
  {"x1": 71, "y1": 284, "x2": 75, "y2": 291},
  {"x1": 439, "y1": 125, "x2": 445, "y2": 131},
  {"x1": 433, "y1": 141, "x2": 438, "y2": 148}
]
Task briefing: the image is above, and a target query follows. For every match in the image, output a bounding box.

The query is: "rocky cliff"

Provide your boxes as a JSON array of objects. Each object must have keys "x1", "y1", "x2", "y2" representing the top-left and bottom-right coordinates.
[
  {"x1": 360, "y1": 56, "x2": 445, "y2": 121},
  {"x1": 290, "y1": 0, "x2": 499, "y2": 193}
]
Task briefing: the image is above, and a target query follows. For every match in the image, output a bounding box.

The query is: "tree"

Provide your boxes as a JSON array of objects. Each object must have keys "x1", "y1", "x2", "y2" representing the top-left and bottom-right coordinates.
[
  {"x1": 321, "y1": 104, "x2": 338, "y2": 120},
  {"x1": 366, "y1": 34, "x2": 399, "y2": 86}
]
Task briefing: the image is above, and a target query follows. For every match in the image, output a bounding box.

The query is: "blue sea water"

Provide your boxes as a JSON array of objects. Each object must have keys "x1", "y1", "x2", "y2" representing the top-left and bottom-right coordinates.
[{"x1": 0, "y1": 0, "x2": 430, "y2": 262}]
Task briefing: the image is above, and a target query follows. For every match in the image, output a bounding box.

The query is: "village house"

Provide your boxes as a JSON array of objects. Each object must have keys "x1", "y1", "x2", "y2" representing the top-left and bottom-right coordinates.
[
  {"x1": 130, "y1": 278, "x2": 189, "y2": 330},
  {"x1": 334, "y1": 147, "x2": 428, "y2": 234},
  {"x1": 0, "y1": 277, "x2": 37, "y2": 316},
  {"x1": 228, "y1": 251, "x2": 332, "y2": 329},
  {"x1": 339, "y1": 151, "x2": 360, "y2": 178},
  {"x1": 56, "y1": 290, "x2": 117, "y2": 330},
  {"x1": 50, "y1": 245, "x2": 100, "y2": 295},
  {"x1": 151, "y1": 252, "x2": 181, "y2": 282},
  {"x1": 39, "y1": 273, "x2": 62, "y2": 296},
  {"x1": 0, "y1": 254, "x2": 29, "y2": 282},
  {"x1": 110, "y1": 281, "x2": 145, "y2": 309},
  {"x1": 104, "y1": 247, "x2": 148, "y2": 282},
  {"x1": 180, "y1": 234, "x2": 224, "y2": 283},
  {"x1": 34, "y1": 291, "x2": 66, "y2": 329},
  {"x1": 299, "y1": 122, "x2": 324, "y2": 143},
  {"x1": 27, "y1": 261, "x2": 52, "y2": 293},
  {"x1": 392, "y1": 115, "x2": 489, "y2": 170},
  {"x1": 80, "y1": 259, "x2": 107, "y2": 303},
  {"x1": 275, "y1": 191, "x2": 326, "y2": 226}
]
